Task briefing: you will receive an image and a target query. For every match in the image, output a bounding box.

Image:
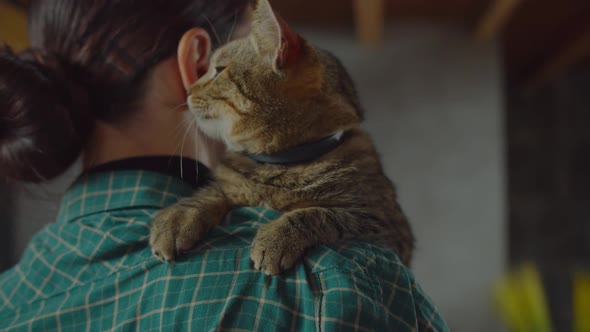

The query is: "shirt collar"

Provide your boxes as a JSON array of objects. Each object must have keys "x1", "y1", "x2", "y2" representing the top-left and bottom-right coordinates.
[
  {"x1": 85, "y1": 156, "x2": 211, "y2": 189},
  {"x1": 56, "y1": 170, "x2": 195, "y2": 224}
]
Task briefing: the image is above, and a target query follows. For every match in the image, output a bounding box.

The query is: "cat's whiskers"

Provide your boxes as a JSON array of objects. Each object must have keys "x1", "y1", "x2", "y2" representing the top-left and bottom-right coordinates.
[
  {"x1": 170, "y1": 119, "x2": 191, "y2": 163},
  {"x1": 227, "y1": 11, "x2": 239, "y2": 44},
  {"x1": 194, "y1": 123, "x2": 200, "y2": 182},
  {"x1": 172, "y1": 114, "x2": 194, "y2": 141},
  {"x1": 182, "y1": 116, "x2": 199, "y2": 179},
  {"x1": 169, "y1": 103, "x2": 191, "y2": 143},
  {"x1": 172, "y1": 115, "x2": 198, "y2": 180},
  {"x1": 172, "y1": 102, "x2": 188, "y2": 112},
  {"x1": 191, "y1": 106, "x2": 213, "y2": 181},
  {"x1": 201, "y1": 14, "x2": 221, "y2": 45}
]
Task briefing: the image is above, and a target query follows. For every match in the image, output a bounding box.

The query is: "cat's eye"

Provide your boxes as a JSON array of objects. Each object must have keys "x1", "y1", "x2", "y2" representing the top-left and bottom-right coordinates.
[{"x1": 215, "y1": 66, "x2": 227, "y2": 75}]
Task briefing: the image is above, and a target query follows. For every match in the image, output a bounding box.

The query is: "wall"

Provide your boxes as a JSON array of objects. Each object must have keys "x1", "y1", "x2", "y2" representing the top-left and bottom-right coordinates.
[
  {"x1": 1, "y1": 1, "x2": 27, "y2": 271},
  {"x1": 508, "y1": 69, "x2": 590, "y2": 331},
  {"x1": 301, "y1": 23, "x2": 507, "y2": 331},
  {"x1": 10, "y1": 163, "x2": 80, "y2": 264},
  {"x1": 0, "y1": 184, "x2": 14, "y2": 271}
]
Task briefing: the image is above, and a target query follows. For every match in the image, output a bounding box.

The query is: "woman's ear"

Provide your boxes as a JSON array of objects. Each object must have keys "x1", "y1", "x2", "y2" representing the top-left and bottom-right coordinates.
[{"x1": 177, "y1": 28, "x2": 212, "y2": 91}]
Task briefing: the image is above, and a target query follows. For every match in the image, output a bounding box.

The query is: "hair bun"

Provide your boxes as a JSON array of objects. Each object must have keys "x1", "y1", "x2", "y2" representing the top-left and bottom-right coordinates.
[{"x1": 0, "y1": 45, "x2": 93, "y2": 182}]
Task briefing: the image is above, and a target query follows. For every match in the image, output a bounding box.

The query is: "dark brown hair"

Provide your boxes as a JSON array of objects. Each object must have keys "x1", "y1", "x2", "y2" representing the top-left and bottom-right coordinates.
[{"x1": 0, "y1": 0, "x2": 251, "y2": 182}]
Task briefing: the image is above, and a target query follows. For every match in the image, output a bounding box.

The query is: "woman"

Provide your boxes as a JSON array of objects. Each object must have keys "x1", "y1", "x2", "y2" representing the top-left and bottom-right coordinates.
[{"x1": 0, "y1": 0, "x2": 448, "y2": 330}]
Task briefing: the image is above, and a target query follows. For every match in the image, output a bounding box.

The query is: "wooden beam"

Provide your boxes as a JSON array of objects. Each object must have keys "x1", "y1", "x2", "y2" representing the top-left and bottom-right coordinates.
[
  {"x1": 475, "y1": 0, "x2": 523, "y2": 41},
  {"x1": 527, "y1": 25, "x2": 590, "y2": 90},
  {"x1": 353, "y1": 0, "x2": 385, "y2": 47}
]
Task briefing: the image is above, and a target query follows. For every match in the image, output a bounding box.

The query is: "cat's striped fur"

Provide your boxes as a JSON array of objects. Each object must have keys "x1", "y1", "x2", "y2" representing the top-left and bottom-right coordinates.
[{"x1": 149, "y1": 0, "x2": 414, "y2": 275}]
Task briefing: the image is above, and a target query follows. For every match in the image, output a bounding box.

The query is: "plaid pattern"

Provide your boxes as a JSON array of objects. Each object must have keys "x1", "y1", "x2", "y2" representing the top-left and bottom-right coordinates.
[{"x1": 0, "y1": 170, "x2": 448, "y2": 331}]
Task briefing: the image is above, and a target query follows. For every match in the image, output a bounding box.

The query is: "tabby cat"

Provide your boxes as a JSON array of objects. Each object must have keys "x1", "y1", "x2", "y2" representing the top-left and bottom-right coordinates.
[{"x1": 149, "y1": 0, "x2": 414, "y2": 276}]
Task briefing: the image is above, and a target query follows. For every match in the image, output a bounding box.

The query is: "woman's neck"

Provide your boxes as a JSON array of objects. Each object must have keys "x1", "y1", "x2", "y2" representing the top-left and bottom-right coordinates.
[{"x1": 83, "y1": 115, "x2": 224, "y2": 170}]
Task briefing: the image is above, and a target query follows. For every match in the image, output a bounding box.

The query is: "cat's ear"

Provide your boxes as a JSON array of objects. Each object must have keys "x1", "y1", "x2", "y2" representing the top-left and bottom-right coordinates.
[
  {"x1": 252, "y1": 0, "x2": 302, "y2": 70},
  {"x1": 275, "y1": 16, "x2": 303, "y2": 68}
]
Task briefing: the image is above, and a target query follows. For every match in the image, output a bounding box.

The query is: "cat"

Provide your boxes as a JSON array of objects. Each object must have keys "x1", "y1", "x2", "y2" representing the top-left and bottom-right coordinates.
[{"x1": 149, "y1": 0, "x2": 414, "y2": 276}]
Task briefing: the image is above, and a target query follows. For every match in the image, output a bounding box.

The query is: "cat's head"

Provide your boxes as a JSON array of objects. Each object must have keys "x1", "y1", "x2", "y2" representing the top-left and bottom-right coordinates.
[{"x1": 189, "y1": 0, "x2": 363, "y2": 154}]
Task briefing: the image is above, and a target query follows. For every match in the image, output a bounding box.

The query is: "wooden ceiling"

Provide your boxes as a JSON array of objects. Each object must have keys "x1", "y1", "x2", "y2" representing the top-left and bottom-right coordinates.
[
  {"x1": 2, "y1": 0, "x2": 495, "y2": 25},
  {"x1": 274, "y1": 0, "x2": 590, "y2": 87},
  {"x1": 5, "y1": 0, "x2": 27, "y2": 9},
  {"x1": 2, "y1": 0, "x2": 589, "y2": 88},
  {"x1": 501, "y1": 0, "x2": 590, "y2": 85},
  {"x1": 272, "y1": 0, "x2": 492, "y2": 26}
]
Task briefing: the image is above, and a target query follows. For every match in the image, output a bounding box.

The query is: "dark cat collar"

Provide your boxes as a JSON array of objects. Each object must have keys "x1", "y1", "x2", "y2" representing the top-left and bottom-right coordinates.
[{"x1": 244, "y1": 131, "x2": 347, "y2": 164}]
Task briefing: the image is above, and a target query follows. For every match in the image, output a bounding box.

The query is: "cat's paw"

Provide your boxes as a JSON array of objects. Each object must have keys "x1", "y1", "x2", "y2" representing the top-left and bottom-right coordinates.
[
  {"x1": 250, "y1": 222, "x2": 308, "y2": 276},
  {"x1": 149, "y1": 205, "x2": 207, "y2": 262}
]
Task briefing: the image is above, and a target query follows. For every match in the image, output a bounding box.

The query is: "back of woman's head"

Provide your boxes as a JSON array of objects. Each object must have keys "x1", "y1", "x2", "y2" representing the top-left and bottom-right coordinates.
[{"x1": 0, "y1": 0, "x2": 250, "y2": 182}]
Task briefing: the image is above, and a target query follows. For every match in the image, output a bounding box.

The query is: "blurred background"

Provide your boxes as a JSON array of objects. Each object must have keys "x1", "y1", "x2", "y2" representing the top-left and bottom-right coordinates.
[{"x1": 2, "y1": 0, "x2": 590, "y2": 331}]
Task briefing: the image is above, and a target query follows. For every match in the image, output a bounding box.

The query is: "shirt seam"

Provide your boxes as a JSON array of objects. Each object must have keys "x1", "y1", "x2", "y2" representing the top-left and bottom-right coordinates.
[
  {"x1": 60, "y1": 205, "x2": 165, "y2": 224},
  {"x1": 314, "y1": 272, "x2": 324, "y2": 332},
  {"x1": 313, "y1": 267, "x2": 380, "y2": 332}
]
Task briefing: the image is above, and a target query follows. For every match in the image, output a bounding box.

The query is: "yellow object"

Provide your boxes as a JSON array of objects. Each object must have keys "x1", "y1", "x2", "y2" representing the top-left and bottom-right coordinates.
[
  {"x1": 494, "y1": 263, "x2": 553, "y2": 332},
  {"x1": 495, "y1": 275, "x2": 529, "y2": 332},
  {"x1": 0, "y1": 1, "x2": 29, "y2": 51},
  {"x1": 574, "y1": 271, "x2": 590, "y2": 332},
  {"x1": 517, "y1": 263, "x2": 553, "y2": 332}
]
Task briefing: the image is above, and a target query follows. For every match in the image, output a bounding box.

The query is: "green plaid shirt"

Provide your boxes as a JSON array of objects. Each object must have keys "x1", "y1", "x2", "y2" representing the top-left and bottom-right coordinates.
[{"x1": 0, "y1": 170, "x2": 448, "y2": 331}]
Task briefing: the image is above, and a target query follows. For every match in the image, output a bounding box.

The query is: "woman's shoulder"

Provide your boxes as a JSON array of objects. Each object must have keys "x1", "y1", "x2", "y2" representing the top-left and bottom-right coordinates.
[{"x1": 1, "y1": 206, "x2": 447, "y2": 331}]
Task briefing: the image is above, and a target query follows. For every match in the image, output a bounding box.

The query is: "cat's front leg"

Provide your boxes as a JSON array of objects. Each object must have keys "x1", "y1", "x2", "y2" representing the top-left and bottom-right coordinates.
[
  {"x1": 150, "y1": 184, "x2": 229, "y2": 261},
  {"x1": 251, "y1": 207, "x2": 349, "y2": 276}
]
